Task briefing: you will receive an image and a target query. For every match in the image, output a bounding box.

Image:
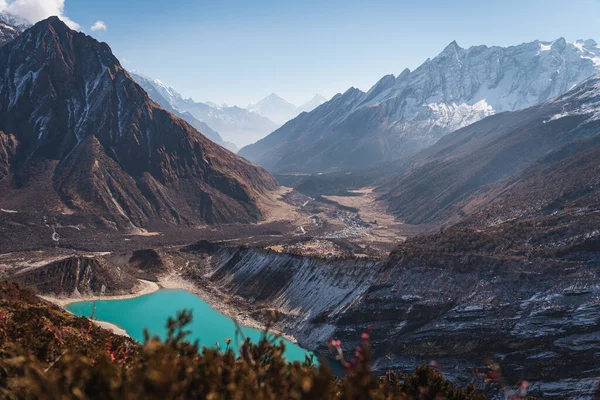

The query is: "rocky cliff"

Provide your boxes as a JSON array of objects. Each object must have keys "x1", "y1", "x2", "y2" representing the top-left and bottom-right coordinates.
[
  {"x1": 186, "y1": 241, "x2": 599, "y2": 398},
  {"x1": 12, "y1": 256, "x2": 139, "y2": 296}
]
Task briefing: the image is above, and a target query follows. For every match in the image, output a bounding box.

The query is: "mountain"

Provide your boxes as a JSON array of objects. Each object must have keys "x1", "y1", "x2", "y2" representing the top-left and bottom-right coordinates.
[
  {"x1": 126, "y1": 74, "x2": 278, "y2": 148},
  {"x1": 247, "y1": 93, "x2": 298, "y2": 125},
  {"x1": 296, "y1": 94, "x2": 327, "y2": 114},
  {"x1": 248, "y1": 93, "x2": 328, "y2": 125},
  {"x1": 175, "y1": 101, "x2": 277, "y2": 148},
  {"x1": 239, "y1": 38, "x2": 600, "y2": 173},
  {"x1": 0, "y1": 17, "x2": 278, "y2": 231},
  {"x1": 129, "y1": 72, "x2": 238, "y2": 152},
  {"x1": 0, "y1": 20, "x2": 21, "y2": 46},
  {"x1": 0, "y1": 11, "x2": 31, "y2": 31},
  {"x1": 377, "y1": 71, "x2": 600, "y2": 229}
]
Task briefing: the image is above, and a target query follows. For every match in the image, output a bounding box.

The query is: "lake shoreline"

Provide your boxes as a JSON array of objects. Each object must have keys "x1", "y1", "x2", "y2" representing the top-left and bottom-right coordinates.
[
  {"x1": 41, "y1": 274, "x2": 299, "y2": 345},
  {"x1": 40, "y1": 279, "x2": 161, "y2": 307},
  {"x1": 158, "y1": 273, "x2": 299, "y2": 344}
]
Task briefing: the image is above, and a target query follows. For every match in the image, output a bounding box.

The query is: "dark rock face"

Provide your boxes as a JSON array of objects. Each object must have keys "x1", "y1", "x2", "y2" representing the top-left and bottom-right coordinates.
[
  {"x1": 0, "y1": 131, "x2": 18, "y2": 179},
  {"x1": 327, "y1": 252, "x2": 600, "y2": 398},
  {"x1": 12, "y1": 256, "x2": 139, "y2": 296},
  {"x1": 191, "y1": 241, "x2": 600, "y2": 398},
  {"x1": 0, "y1": 17, "x2": 277, "y2": 230},
  {"x1": 183, "y1": 245, "x2": 385, "y2": 345},
  {"x1": 124, "y1": 249, "x2": 172, "y2": 281}
]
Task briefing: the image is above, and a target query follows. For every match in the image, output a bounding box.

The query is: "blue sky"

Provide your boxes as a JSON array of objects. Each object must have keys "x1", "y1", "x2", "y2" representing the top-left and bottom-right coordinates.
[{"x1": 57, "y1": 0, "x2": 600, "y2": 106}]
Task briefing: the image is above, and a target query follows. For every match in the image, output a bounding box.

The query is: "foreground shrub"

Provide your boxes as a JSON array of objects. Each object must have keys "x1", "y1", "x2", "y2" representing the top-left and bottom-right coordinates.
[{"x1": 0, "y1": 282, "x2": 488, "y2": 399}]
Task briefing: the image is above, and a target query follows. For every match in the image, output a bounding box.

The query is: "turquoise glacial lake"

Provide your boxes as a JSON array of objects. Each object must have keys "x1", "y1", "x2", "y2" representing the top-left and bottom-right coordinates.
[{"x1": 66, "y1": 289, "x2": 313, "y2": 363}]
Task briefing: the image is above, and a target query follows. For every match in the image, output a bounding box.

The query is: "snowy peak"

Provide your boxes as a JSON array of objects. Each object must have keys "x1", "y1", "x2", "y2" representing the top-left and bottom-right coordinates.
[
  {"x1": 297, "y1": 94, "x2": 328, "y2": 113},
  {"x1": 0, "y1": 20, "x2": 20, "y2": 46},
  {"x1": 373, "y1": 37, "x2": 600, "y2": 115},
  {"x1": 127, "y1": 71, "x2": 279, "y2": 147},
  {"x1": 440, "y1": 40, "x2": 462, "y2": 54},
  {"x1": 129, "y1": 70, "x2": 184, "y2": 111},
  {"x1": 247, "y1": 93, "x2": 329, "y2": 125},
  {"x1": 0, "y1": 11, "x2": 31, "y2": 31},
  {"x1": 247, "y1": 93, "x2": 298, "y2": 125}
]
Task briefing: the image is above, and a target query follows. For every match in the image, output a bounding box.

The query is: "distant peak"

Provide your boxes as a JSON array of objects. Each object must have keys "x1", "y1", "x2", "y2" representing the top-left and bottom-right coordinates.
[
  {"x1": 0, "y1": 11, "x2": 31, "y2": 30},
  {"x1": 552, "y1": 37, "x2": 567, "y2": 53},
  {"x1": 398, "y1": 68, "x2": 411, "y2": 79},
  {"x1": 443, "y1": 40, "x2": 461, "y2": 52},
  {"x1": 266, "y1": 93, "x2": 284, "y2": 100},
  {"x1": 343, "y1": 87, "x2": 363, "y2": 96}
]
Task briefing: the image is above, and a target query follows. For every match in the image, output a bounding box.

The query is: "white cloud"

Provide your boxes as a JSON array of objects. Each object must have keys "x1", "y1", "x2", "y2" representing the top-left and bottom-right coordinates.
[
  {"x1": 0, "y1": 0, "x2": 80, "y2": 30},
  {"x1": 90, "y1": 20, "x2": 106, "y2": 31}
]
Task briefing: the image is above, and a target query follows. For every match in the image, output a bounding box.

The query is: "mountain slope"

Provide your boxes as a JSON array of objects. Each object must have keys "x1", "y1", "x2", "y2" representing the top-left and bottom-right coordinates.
[
  {"x1": 0, "y1": 17, "x2": 278, "y2": 231},
  {"x1": 129, "y1": 71, "x2": 238, "y2": 152},
  {"x1": 240, "y1": 38, "x2": 600, "y2": 172},
  {"x1": 377, "y1": 72, "x2": 600, "y2": 228}
]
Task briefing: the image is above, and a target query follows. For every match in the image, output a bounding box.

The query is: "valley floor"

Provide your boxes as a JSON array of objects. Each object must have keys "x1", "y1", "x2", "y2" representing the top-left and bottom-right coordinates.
[{"x1": 0, "y1": 185, "x2": 419, "y2": 259}]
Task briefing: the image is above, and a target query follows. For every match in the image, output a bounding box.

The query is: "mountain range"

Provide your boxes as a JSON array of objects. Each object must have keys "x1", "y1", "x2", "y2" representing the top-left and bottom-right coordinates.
[
  {"x1": 126, "y1": 73, "x2": 278, "y2": 149},
  {"x1": 377, "y1": 70, "x2": 600, "y2": 230},
  {"x1": 128, "y1": 72, "x2": 238, "y2": 152},
  {"x1": 247, "y1": 93, "x2": 327, "y2": 125},
  {"x1": 239, "y1": 38, "x2": 600, "y2": 172},
  {"x1": 0, "y1": 17, "x2": 278, "y2": 232},
  {"x1": 129, "y1": 74, "x2": 326, "y2": 149}
]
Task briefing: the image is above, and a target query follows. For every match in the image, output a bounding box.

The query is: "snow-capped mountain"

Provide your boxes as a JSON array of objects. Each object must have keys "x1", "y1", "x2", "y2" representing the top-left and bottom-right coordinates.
[
  {"x1": 247, "y1": 93, "x2": 298, "y2": 125},
  {"x1": 296, "y1": 94, "x2": 328, "y2": 114},
  {"x1": 380, "y1": 70, "x2": 600, "y2": 226},
  {"x1": 0, "y1": 11, "x2": 31, "y2": 31},
  {"x1": 129, "y1": 72, "x2": 238, "y2": 152},
  {"x1": 0, "y1": 20, "x2": 20, "y2": 46},
  {"x1": 0, "y1": 12, "x2": 28, "y2": 46},
  {"x1": 239, "y1": 38, "x2": 600, "y2": 173},
  {"x1": 248, "y1": 93, "x2": 328, "y2": 125},
  {"x1": 128, "y1": 72, "x2": 278, "y2": 148}
]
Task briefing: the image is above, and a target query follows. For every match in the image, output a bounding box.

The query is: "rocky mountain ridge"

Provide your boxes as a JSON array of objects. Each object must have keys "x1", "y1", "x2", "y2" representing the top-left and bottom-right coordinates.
[
  {"x1": 240, "y1": 38, "x2": 600, "y2": 172},
  {"x1": 378, "y1": 71, "x2": 600, "y2": 227},
  {"x1": 129, "y1": 71, "x2": 238, "y2": 152},
  {"x1": 0, "y1": 17, "x2": 278, "y2": 231},
  {"x1": 128, "y1": 72, "x2": 279, "y2": 148}
]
